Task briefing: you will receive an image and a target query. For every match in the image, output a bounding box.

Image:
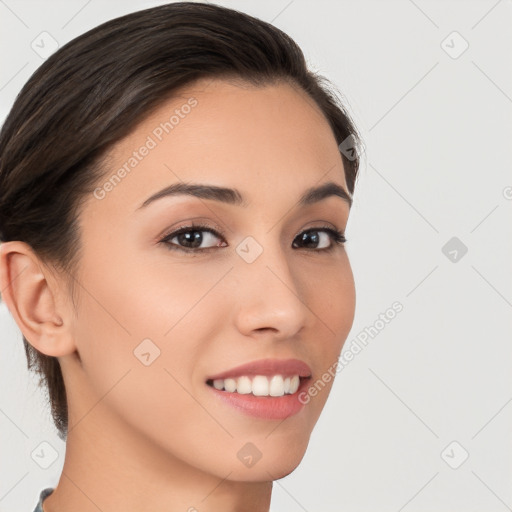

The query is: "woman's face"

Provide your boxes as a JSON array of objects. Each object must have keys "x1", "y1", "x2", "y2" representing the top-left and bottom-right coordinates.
[{"x1": 64, "y1": 78, "x2": 355, "y2": 481}]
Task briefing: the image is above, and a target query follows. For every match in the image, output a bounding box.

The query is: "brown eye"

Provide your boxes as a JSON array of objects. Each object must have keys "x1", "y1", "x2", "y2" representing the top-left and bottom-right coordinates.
[
  {"x1": 160, "y1": 224, "x2": 227, "y2": 252},
  {"x1": 292, "y1": 228, "x2": 346, "y2": 251}
]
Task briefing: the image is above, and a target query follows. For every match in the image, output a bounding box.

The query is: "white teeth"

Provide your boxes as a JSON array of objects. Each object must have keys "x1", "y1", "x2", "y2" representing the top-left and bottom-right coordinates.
[
  {"x1": 252, "y1": 375, "x2": 269, "y2": 396},
  {"x1": 213, "y1": 379, "x2": 224, "y2": 390},
  {"x1": 224, "y1": 378, "x2": 237, "y2": 393},
  {"x1": 209, "y1": 374, "x2": 303, "y2": 397},
  {"x1": 236, "y1": 376, "x2": 252, "y2": 394},
  {"x1": 269, "y1": 375, "x2": 284, "y2": 397},
  {"x1": 289, "y1": 375, "x2": 300, "y2": 394}
]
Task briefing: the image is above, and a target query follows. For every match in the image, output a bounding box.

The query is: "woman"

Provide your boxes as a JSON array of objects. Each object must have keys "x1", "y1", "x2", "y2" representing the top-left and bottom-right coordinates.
[{"x1": 0, "y1": 2, "x2": 361, "y2": 511}]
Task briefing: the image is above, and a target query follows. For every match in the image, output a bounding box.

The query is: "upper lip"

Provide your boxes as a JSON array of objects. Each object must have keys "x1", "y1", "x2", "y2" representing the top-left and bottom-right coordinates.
[{"x1": 206, "y1": 358, "x2": 312, "y2": 381}]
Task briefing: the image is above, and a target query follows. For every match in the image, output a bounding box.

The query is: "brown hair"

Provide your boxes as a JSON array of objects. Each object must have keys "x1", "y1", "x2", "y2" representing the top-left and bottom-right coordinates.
[{"x1": 0, "y1": 1, "x2": 362, "y2": 440}]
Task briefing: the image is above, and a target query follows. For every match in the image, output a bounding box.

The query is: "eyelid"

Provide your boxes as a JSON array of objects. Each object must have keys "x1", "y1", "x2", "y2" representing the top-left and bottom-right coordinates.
[
  {"x1": 158, "y1": 219, "x2": 227, "y2": 242},
  {"x1": 293, "y1": 220, "x2": 341, "y2": 238},
  {"x1": 159, "y1": 218, "x2": 344, "y2": 240}
]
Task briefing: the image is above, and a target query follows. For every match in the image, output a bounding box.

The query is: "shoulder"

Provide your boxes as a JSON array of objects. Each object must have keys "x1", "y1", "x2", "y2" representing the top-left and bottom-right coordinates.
[{"x1": 32, "y1": 488, "x2": 54, "y2": 512}]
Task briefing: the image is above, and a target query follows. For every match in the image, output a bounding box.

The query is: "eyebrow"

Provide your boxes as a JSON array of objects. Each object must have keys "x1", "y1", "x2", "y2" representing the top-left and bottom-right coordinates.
[{"x1": 137, "y1": 180, "x2": 352, "y2": 210}]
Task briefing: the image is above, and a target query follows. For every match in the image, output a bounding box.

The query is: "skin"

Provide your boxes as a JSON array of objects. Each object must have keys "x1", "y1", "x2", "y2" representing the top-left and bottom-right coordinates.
[{"x1": 0, "y1": 77, "x2": 356, "y2": 512}]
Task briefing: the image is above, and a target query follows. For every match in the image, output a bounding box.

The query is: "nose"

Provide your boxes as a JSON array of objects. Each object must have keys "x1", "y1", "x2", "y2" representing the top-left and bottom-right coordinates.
[{"x1": 232, "y1": 243, "x2": 312, "y2": 341}]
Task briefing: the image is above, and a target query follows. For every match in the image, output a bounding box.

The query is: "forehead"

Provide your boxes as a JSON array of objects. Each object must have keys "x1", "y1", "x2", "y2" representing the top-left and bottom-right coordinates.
[{"x1": 87, "y1": 78, "x2": 348, "y2": 217}]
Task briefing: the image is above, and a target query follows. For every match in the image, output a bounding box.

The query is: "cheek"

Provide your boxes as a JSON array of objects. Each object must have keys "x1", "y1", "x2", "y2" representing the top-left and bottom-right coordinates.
[
  {"x1": 69, "y1": 251, "x2": 202, "y2": 399},
  {"x1": 75, "y1": 242, "x2": 225, "y2": 345},
  {"x1": 291, "y1": 257, "x2": 355, "y2": 417},
  {"x1": 69, "y1": 267, "x2": 228, "y2": 470},
  {"x1": 305, "y1": 255, "x2": 356, "y2": 349},
  {"x1": 70, "y1": 248, "x2": 230, "y2": 416}
]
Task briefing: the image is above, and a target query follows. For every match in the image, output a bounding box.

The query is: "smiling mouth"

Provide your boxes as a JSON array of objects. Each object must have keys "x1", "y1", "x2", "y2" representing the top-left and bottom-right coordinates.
[{"x1": 206, "y1": 374, "x2": 310, "y2": 397}]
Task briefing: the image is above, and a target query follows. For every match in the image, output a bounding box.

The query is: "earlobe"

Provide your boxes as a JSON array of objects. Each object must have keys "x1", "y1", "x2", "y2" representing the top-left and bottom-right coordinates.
[{"x1": 0, "y1": 241, "x2": 76, "y2": 357}]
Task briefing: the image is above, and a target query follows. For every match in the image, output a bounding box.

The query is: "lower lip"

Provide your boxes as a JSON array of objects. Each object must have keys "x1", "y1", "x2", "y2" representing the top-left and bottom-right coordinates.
[{"x1": 207, "y1": 378, "x2": 310, "y2": 420}]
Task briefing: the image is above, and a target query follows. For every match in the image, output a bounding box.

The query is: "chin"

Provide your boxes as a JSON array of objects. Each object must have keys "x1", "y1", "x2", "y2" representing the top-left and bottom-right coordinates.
[
  {"x1": 227, "y1": 462, "x2": 303, "y2": 482},
  {"x1": 225, "y1": 440, "x2": 309, "y2": 482}
]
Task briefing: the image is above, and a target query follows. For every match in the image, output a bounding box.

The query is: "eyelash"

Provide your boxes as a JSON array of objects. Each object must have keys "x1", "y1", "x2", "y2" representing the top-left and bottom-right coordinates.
[{"x1": 159, "y1": 222, "x2": 346, "y2": 254}]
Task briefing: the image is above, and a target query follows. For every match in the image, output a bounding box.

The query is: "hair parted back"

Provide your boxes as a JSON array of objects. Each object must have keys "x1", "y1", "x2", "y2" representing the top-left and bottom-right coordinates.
[{"x1": 0, "y1": 1, "x2": 361, "y2": 440}]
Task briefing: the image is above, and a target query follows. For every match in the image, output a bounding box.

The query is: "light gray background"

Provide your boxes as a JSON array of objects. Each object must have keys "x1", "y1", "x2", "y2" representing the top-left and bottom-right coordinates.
[{"x1": 1, "y1": 1, "x2": 511, "y2": 511}]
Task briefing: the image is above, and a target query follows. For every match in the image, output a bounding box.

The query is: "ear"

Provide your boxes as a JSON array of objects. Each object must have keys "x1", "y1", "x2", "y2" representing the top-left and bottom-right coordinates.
[{"x1": 0, "y1": 240, "x2": 76, "y2": 357}]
